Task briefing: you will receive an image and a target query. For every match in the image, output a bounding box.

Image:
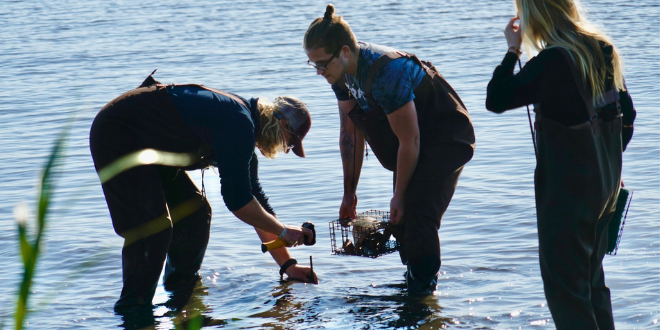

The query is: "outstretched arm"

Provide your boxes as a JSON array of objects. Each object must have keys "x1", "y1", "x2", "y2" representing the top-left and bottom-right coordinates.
[
  {"x1": 387, "y1": 101, "x2": 420, "y2": 224},
  {"x1": 232, "y1": 199, "x2": 317, "y2": 283},
  {"x1": 338, "y1": 99, "x2": 364, "y2": 219},
  {"x1": 254, "y1": 227, "x2": 318, "y2": 283}
]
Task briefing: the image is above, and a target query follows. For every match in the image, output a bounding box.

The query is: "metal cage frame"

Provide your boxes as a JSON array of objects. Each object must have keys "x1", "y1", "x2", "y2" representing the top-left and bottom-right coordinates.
[{"x1": 329, "y1": 210, "x2": 399, "y2": 258}]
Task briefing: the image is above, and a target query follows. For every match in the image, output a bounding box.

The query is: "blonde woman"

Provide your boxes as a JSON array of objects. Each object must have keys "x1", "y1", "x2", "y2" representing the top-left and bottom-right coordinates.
[
  {"x1": 90, "y1": 74, "x2": 315, "y2": 314},
  {"x1": 486, "y1": 0, "x2": 636, "y2": 328}
]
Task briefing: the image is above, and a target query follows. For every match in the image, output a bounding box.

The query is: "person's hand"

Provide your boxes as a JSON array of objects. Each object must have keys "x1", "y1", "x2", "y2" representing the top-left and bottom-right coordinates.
[
  {"x1": 339, "y1": 192, "x2": 358, "y2": 219},
  {"x1": 504, "y1": 16, "x2": 522, "y2": 50},
  {"x1": 280, "y1": 225, "x2": 313, "y2": 247},
  {"x1": 390, "y1": 194, "x2": 405, "y2": 225},
  {"x1": 286, "y1": 264, "x2": 318, "y2": 284}
]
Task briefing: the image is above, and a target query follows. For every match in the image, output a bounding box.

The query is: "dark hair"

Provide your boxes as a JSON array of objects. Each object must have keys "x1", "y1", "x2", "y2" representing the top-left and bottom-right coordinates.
[{"x1": 303, "y1": 4, "x2": 358, "y2": 54}]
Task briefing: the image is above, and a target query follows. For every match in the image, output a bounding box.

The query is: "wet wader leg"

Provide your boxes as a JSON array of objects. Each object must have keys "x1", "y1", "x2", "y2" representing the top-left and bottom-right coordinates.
[
  {"x1": 100, "y1": 163, "x2": 173, "y2": 310},
  {"x1": 90, "y1": 122, "x2": 173, "y2": 310},
  {"x1": 591, "y1": 211, "x2": 615, "y2": 330},
  {"x1": 159, "y1": 167, "x2": 212, "y2": 291},
  {"x1": 534, "y1": 116, "x2": 620, "y2": 328},
  {"x1": 398, "y1": 144, "x2": 471, "y2": 293},
  {"x1": 537, "y1": 213, "x2": 599, "y2": 329}
]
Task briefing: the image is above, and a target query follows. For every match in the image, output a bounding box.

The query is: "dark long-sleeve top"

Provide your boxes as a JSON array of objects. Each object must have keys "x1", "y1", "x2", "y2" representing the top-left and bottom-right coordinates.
[
  {"x1": 167, "y1": 85, "x2": 275, "y2": 215},
  {"x1": 486, "y1": 47, "x2": 635, "y2": 150}
]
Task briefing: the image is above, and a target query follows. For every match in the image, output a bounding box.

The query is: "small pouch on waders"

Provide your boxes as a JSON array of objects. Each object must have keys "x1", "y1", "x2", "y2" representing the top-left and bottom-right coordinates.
[{"x1": 607, "y1": 187, "x2": 633, "y2": 255}]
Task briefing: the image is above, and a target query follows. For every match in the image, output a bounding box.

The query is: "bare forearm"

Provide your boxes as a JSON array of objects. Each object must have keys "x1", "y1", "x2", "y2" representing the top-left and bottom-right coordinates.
[
  {"x1": 387, "y1": 101, "x2": 421, "y2": 198},
  {"x1": 255, "y1": 228, "x2": 292, "y2": 266},
  {"x1": 340, "y1": 128, "x2": 364, "y2": 193},
  {"x1": 338, "y1": 102, "x2": 364, "y2": 194},
  {"x1": 394, "y1": 141, "x2": 419, "y2": 198},
  {"x1": 232, "y1": 198, "x2": 285, "y2": 236}
]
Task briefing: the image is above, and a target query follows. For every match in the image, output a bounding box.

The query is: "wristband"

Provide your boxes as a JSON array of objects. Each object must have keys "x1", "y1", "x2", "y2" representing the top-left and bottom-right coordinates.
[
  {"x1": 279, "y1": 258, "x2": 298, "y2": 278},
  {"x1": 508, "y1": 46, "x2": 521, "y2": 56},
  {"x1": 277, "y1": 226, "x2": 287, "y2": 239}
]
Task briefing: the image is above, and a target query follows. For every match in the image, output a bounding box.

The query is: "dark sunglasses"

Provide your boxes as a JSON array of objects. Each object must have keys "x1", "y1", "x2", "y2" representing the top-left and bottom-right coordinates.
[{"x1": 307, "y1": 48, "x2": 341, "y2": 71}]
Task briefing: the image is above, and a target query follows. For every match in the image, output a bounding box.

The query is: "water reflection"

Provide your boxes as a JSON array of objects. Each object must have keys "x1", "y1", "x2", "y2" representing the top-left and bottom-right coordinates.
[
  {"x1": 249, "y1": 280, "x2": 453, "y2": 329},
  {"x1": 116, "y1": 279, "x2": 227, "y2": 330},
  {"x1": 344, "y1": 289, "x2": 454, "y2": 329},
  {"x1": 250, "y1": 280, "x2": 326, "y2": 327}
]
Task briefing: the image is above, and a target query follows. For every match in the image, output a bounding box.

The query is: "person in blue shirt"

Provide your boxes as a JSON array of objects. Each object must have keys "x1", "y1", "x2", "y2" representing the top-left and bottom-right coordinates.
[
  {"x1": 89, "y1": 74, "x2": 316, "y2": 314},
  {"x1": 304, "y1": 4, "x2": 475, "y2": 293}
]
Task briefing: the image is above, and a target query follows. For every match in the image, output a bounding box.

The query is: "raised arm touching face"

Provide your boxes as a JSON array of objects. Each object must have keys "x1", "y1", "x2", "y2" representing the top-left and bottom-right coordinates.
[
  {"x1": 338, "y1": 98, "x2": 364, "y2": 219},
  {"x1": 387, "y1": 100, "x2": 420, "y2": 225}
]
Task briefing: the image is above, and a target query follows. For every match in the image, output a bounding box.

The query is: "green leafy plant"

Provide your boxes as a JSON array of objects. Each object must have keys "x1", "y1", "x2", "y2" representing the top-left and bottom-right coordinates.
[{"x1": 13, "y1": 128, "x2": 69, "y2": 330}]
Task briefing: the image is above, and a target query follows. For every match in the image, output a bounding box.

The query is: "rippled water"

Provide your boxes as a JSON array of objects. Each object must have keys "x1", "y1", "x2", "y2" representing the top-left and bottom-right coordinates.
[{"x1": 1, "y1": 0, "x2": 658, "y2": 329}]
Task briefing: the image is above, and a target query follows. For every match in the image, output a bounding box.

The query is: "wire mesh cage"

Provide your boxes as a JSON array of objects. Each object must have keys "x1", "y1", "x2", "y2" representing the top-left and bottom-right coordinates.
[{"x1": 329, "y1": 210, "x2": 399, "y2": 258}]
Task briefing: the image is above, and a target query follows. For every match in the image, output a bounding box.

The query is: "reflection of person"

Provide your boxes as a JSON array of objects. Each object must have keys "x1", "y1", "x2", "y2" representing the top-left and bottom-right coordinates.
[
  {"x1": 485, "y1": 0, "x2": 635, "y2": 328},
  {"x1": 89, "y1": 75, "x2": 317, "y2": 313},
  {"x1": 304, "y1": 5, "x2": 475, "y2": 293}
]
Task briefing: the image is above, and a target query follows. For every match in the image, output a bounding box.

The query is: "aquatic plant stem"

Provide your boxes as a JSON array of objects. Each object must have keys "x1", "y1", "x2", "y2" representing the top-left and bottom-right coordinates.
[{"x1": 15, "y1": 127, "x2": 68, "y2": 330}]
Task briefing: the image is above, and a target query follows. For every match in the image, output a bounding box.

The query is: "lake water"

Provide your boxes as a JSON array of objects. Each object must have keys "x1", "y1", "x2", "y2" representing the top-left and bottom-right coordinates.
[{"x1": 1, "y1": 0, "x2": 658, "y2": 329}]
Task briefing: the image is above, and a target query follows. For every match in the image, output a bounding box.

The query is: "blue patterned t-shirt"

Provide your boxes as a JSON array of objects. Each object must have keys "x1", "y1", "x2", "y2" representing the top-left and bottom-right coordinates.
[{"x1": 332, "y1": 42, "x2": 426, "y2": 114}]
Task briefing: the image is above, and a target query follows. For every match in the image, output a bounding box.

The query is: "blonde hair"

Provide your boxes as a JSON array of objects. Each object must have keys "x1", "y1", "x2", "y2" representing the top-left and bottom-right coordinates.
[
  {"x1": 516, "y1": 0, "x2": 625, "y2": 106},
  {"x1": 303, "y1": 4, "x2": 359, "y2": 53},
  {"x1": 255, "y1": 97, "x2": 294, "y2": 159}
]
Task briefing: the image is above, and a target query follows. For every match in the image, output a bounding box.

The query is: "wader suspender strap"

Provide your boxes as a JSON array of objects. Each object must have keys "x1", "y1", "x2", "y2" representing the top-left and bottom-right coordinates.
[
  {"x1": 518, "y1": 60, "x2": 539, "y2": 159},
  {"x1": 139, "y1": 69, "x2": 163, "y2": 88},
  {"x1": 354, "y1": 51, "x2": 405, "y2": 169},
  {"x1": 557, "y1": 48, "x2": 621, "y2": 136},
  {"x1": 364, "y1": 50, "x2": 440, "y2": 107},
  {"x1": 364, "y1": 51, "x2": 406, "y2": 101}
]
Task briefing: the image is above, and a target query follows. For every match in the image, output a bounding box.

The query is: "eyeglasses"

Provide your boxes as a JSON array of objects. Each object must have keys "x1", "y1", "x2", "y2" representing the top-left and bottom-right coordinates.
[{"x1": 307, "y1": 48, "x2": 341, "y2": 71}]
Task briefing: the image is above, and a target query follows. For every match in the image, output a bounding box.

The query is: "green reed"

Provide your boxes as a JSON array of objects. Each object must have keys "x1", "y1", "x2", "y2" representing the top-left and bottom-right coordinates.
[{"x1": 13, "y1": 128, "x2": 69, "y2": 330}]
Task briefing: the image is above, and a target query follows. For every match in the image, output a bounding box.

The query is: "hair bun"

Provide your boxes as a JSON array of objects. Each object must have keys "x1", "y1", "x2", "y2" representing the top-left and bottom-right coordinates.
[{"x1": 324, "y1": 4, "x2": 335, "y2": 20}]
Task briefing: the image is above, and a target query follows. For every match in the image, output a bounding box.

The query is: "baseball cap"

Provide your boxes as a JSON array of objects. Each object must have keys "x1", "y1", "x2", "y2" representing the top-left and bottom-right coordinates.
[{"x1": 276, "y1": 96, "x2": 311, "y2": 157}]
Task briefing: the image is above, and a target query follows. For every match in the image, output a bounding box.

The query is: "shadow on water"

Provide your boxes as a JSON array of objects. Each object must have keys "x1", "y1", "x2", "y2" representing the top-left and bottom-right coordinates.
[
  {"x1": 249, "y1": 280, "x2": 453, "y2": 329},
  {"x1": 116, "y1": 280, "x2": 228, "y2": 330},
  {"x1": 250, "y1": 280, "x2": 326, "y2": 328},
  {"x1": 344, "y1": 288, "x2": 454, "y2": 329}
]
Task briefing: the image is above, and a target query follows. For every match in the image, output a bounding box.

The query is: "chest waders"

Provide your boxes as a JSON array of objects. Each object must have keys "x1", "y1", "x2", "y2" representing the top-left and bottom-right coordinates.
[
  {"x1": 534, "y1": 49, "x2": 621, "y2": 330},
  {"x1": 90, "y1": 76, "x2": 222, "y2": 311},
  {"x1": 343, "y1": 51, "x2": 475, "y2": 292}
]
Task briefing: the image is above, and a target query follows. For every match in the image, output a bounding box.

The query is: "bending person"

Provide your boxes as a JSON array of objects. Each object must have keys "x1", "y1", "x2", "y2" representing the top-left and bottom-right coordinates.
[
  {"x1": 90, "y1": 74, "x2": 316, "y2": 313},
  {"x1": 485, "y1": 0, "x2": 636, "y2": 328},
  {"x1": 304, "y1": 4, "x2": 475, "y2": 293}
]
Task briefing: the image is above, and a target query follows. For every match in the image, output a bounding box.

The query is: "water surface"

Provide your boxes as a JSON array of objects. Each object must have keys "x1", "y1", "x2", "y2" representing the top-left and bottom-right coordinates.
[{"x1": 1, "y1": 0, "x2": 658, "y2": 329}]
